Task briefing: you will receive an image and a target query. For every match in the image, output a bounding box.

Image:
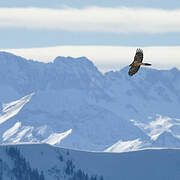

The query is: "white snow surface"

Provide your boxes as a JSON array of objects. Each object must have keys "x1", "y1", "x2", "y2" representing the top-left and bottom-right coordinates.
[
  {"x1": 2, "y1": 121, "x2": 21, "y2": 141},
  {"x1": 12, "y1": 126, "x2": 33, "y2": 143},
  {"x1": 131, "y1": 115, "x2": 177, "y2": 140},
  {"x1": 0, "y1": 92, "x2": 72, "y2": 146},
  {"x1": 42, "y1": 129, "x2": 72, "y2": 145},
  {"x1": 0, "y1": 93, "x2": 34, "y2": 125},
  {"x1": 105, "y1": 139, "x2": 143, "y2": 152}
]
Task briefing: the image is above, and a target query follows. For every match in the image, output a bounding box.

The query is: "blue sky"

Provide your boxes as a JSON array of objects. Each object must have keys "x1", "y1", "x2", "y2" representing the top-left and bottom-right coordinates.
[
  {"x1": 1, "y1": 0, "x2": 180, "y2": 71},
  {"x1": 1, "y1": 0, "x2": 180, "y2": 9}
]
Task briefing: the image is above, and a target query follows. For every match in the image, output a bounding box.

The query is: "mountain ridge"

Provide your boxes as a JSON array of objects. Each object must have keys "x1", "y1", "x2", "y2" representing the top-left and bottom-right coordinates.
[
  {"x1": 0, "y1": 143, "x2": 180, "y2": 180},
  {"x1": 0, "y1": 51, "x2": 179, "y2": 151}
]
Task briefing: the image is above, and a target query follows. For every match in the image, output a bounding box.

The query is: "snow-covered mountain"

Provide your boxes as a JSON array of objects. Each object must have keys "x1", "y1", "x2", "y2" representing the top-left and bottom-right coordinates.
[
  {"x1": 104, "y1": 67, "x2": 180, "y2": 120},
  {"x1": 0, "y1": 143, "x2": 180, "y2": 180},
  {"x1": 0, "y1": 51, "x2": 180, "y2": 151},
  {"x1": 152, "y1": 131, "x2": 180, "y2": 148}
]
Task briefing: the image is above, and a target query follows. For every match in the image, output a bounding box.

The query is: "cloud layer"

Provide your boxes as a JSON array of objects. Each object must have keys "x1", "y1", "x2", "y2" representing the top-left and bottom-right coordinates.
[
  {"x1": 2, "y1": 46, "x2": 180, "y2": 72},
  {"x1": 0, "y1": 7, "x2": 180, "y2": 33}
]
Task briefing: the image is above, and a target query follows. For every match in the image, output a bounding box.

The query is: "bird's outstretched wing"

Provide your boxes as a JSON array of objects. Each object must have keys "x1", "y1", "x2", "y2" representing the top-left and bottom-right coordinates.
[
  {"x1": 134, "y1": 48, "x2": 143, "y2": 63},
  {"x1": 128, "y1": 66, "x2": 140, "y2": 76}
]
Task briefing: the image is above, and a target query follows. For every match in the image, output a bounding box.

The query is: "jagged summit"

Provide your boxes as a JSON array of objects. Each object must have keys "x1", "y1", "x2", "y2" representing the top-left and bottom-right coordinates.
[
  {"x1": 54, "y1": 56, "x2": 90, "y2": 62},
  {"x1": 53, "y1": 56, "x2": 94, "y2": 66},
  {"x1": 0, "y1": 51, "x2": 96, "y2": 70},
  {"x1": 52, "y1": 55, "x2": 100, "y2": 73}
]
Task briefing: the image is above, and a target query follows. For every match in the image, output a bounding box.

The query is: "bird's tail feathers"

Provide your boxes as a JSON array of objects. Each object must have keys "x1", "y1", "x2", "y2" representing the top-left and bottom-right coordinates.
[{"x1": 142, "y1": 63, "x2": 151, "y2": 66}]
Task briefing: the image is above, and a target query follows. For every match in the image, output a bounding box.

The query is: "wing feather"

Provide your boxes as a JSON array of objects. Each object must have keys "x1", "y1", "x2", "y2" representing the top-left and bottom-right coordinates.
[{"x1": 134, "y1": 48, "x2": 143, "y2": 63}]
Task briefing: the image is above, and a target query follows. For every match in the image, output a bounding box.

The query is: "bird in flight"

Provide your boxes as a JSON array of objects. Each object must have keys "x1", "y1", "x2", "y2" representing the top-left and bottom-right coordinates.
[{"x1": 128, "y1": 48, "x2": 151, "y2": 76}]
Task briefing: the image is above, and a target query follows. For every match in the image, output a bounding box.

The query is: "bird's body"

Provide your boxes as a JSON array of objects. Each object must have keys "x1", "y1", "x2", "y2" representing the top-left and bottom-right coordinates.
[{"x1": 128, "y1": 48, "x2": 151, "y2": 76}]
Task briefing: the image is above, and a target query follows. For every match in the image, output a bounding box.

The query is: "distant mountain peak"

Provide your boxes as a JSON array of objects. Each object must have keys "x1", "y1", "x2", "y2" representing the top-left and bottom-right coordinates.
[
  {"x1": 0, "y1": 51, "x2": 16, "y2": 56},
  {"x1": 170, "y1": 67, "x2": 179, "y2": 71},
  {"x1": 53, "y1": 56, "x2": 92, "y2": 64},
  {"x1": 0, "y1": 51, "x2": 26, "y2": 60},
  {"x1": 52, "y1": 55, "x2": 102, "y2": 79},
  {"x1": 152, "y1": 131, "x2": 180, "y2": 148}
]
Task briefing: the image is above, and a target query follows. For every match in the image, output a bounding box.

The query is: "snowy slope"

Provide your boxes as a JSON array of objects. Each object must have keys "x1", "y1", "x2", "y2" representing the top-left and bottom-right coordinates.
[
  {"x1": 0, "y1": 51, "x2": 180, "y2": 151},
  {"x1": 104, "y1": 139, "x2": 146, "y2": 152},
  {"x1": 0, "y1": 93, "x2": 72, "y2": 146},
  {"x1": 0, "y1": 93, "x2": 34, "y2": 125},
  {"x1": 0, "y1": 143, "x2": 180, "y2": 180},
  {"x1": 106, "y1": 116, "x2": 180, "y2": 152},
  {"x1": 103, "y1": 67, "x2": 180, "y2": 121},
  {"x1": 0, "y1": 92, "x2": 146, "y2": 150},
  {"x1": 152, "y1": 131, "x2": 180, "y2": 148}
]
